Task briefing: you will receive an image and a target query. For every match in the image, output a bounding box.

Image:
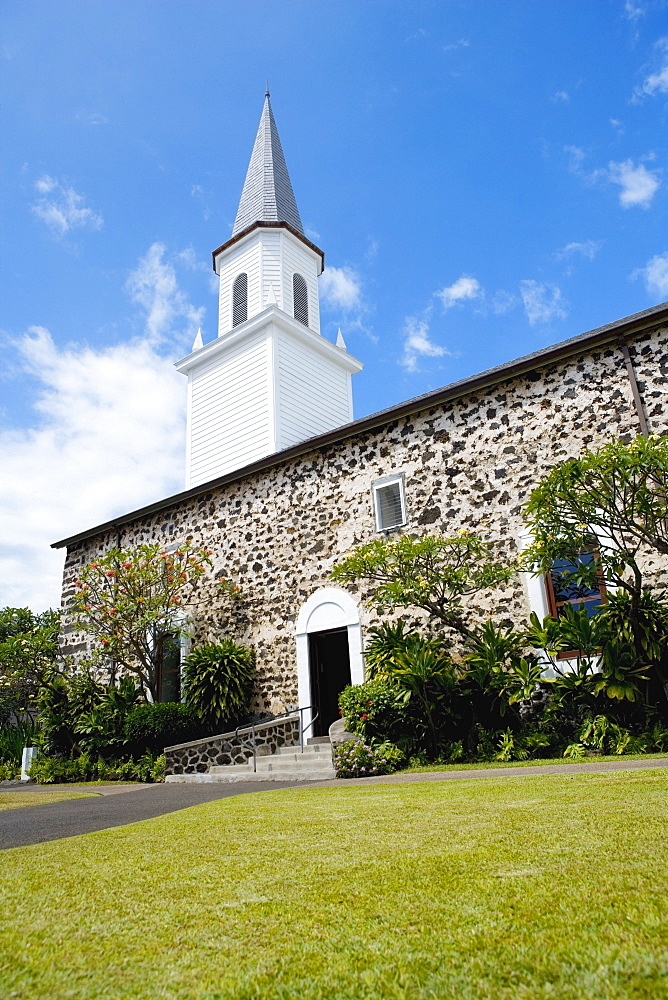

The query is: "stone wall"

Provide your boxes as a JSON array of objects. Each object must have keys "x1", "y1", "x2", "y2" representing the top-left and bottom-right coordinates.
[
  {"x1": 59, "y1": 322, "x2": 668, "y2": 714},
  {"x1": 165, "y1": 715, "x2": 300, "y2": 776}
]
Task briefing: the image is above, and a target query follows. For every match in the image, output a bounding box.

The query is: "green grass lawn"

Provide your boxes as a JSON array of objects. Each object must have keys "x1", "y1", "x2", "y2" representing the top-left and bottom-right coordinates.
[
  {"x1": 1, "y1": 770, "x2": 667, "y2": 999},
  {"x1": 400, "y1": 751, "x2": 668, "y2": 773},
  {"x1": 0, "y1": 790, "x2": 96, "y2": 812}
]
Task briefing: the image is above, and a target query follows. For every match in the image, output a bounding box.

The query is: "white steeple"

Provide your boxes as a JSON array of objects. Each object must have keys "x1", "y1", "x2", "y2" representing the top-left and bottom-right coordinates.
[{"x1": 176, "y1": 93, "x2": 362, "y2": 489}]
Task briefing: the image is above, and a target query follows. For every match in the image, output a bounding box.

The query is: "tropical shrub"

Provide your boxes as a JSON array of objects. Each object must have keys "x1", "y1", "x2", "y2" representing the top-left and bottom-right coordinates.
[
  {"x1": 363, "y1": 621, "x2": 418, "y2": 676},
  {"x1": 338, "y1": 678, "x2": 407, "y2": 742},
  {"x1": 333, "y1": 739, "x2": 405, "y2": 779},
  {"x1": 124, "y1": 702, "x2": 206, "y2": 755},
  {"x1": 0, "y1": 718, "x2": 39, "y2": 768},
  {"x1": 493, "y1": 728, "x2": 551, "y2": 762},
  {"x1": 182, "y1": 640, "x2": 255, "y2": 729},
  {"x1": 0, "y1": 607, "x2": 60, "y2": 720},
  {"x1": 37, "y1": 671, "x2": 105, "y2": 757},
  {"x1": 28, "y1": 750, "x2": 165, "y2": 784},
  {"x1": 523, "y1": 433, "x2": 668, "y2": 711}
]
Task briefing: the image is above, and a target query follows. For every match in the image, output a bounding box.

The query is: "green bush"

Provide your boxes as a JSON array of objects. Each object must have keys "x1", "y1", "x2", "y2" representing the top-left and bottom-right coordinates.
[
  {"x1": 37, "y1": 671, "x2": 108, "y2": 757},
  {"x1": 333, "y1": 739, "x2": 405, "y2": 778},
  {"x1": 338, "y1": 678, "x2": 411, "y2": 743},
  {"x1": 0, "y1": 718, "x2": 39, "y2": 767},
  {"x1": 183, "y1": 640, "x2": 255, "y2": 729},
  {"x1": 28, "y1": 750, "x2": 165, "y2": 784},
  {"x1": 124, "y1": 702, "x2": 206, "y2": 755},
  {"x1": 0, "y1": 762, "x2": 20, "y2": 780}
]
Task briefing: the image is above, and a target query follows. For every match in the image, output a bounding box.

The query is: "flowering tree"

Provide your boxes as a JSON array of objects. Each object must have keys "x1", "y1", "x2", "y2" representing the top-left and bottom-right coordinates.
[
  {"x1": 71, "y1": 542, "x2": 213, "y2": 701},
  {"x1": 331, "y1": 532, "x2": 514, "y2": 641},
  {"x1": 0, "y1": 607, "x2": 60, "y2": 720}
]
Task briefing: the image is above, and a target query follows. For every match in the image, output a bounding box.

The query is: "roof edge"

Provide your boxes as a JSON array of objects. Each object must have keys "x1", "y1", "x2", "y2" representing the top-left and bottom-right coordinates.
[
  {"x1": 52, "y1": 300, "x2": 668, "y2": 550},
  {"x1": 212, "y1": 221, "x2": 324, "y2": 269}
]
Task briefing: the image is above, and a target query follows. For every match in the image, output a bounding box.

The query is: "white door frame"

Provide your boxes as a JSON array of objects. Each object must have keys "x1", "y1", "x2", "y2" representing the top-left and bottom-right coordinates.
[{"x1": 296, "y1": 587, "x2": 364, "y2": 737}]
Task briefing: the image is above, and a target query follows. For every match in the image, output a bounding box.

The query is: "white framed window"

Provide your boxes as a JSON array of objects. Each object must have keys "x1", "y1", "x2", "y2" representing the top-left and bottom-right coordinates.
[{"x1": 372, "y1": 474, "x2": 407, "y2": 532}]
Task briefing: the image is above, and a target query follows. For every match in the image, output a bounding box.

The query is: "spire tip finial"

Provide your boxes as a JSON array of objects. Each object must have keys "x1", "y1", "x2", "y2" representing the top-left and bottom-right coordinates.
[{"x1": 265, "y1": 79, "x2": 270, "y2": 98}]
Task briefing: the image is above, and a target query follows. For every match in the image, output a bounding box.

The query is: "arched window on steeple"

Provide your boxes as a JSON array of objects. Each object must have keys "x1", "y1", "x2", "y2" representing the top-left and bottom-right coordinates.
[
  {"x1": 293, "y1": 273, "x2": 309, "y2": 327},
  {"x1": 232, "y1": 273, "x2": 248, "y2": 327}
]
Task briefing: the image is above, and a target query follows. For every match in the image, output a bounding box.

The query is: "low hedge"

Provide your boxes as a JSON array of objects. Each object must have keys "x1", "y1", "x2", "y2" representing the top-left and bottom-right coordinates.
[{"x1": 123, "y1": 703, "x2": 208, "y2": 755}]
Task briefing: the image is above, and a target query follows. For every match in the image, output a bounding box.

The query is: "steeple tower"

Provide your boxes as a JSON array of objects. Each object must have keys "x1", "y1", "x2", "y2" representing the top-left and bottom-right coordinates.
[
  {"x1": 176, "y1": 94, "x2": 362, "y2": 489},
  {"x1": 232, "y1": 91, "x2": 303, "y2": 237}
]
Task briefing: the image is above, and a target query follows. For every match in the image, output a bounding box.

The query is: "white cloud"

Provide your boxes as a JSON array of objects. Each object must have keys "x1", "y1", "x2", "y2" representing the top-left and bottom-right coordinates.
[
  {"x1": 0, "y1": 247, "x2": 205, "y2": 611},
  {"x1": 176, "y1": 245, "x2": 219, "y2": 294},
  {"x1": 565, "y1": 145, "x2": 587, "y2": 173},
  {"x1": 34, "y1": 175, "x2": 57, "y2": 195},
  {"x1": 552, "y1": 90, "x2": 570, "y2": 103},
  {"x1": 555, "y1": 240, "x2": 602, "y2": 261},
  {"x1": 634, "y1": 252, "x2": 668, "y2": 298},
  {"x1": 520, "y1": 281, "x2": 568, "y2": 325},
  {"x1": 491, "y1": 290, "x2": 518, "y2": 315},
  {"x1": 126, "y1": 242, "x2": 205, "y2": 344},
  {"x1": 365, "y1": 237, "x2": 379, "y2": 262},
  {"x1": 31, "y1": 175, "x2": 103, "y2": 235},
  {"x1": 634, "y1": 37, "x2": 668, "y2": 98},
  {"x1": 624, "y1": 1, "x2": 646, "y2": 21},
  {"x1": 443, "y1": 38, "x2": 469, "y2": 51},
  {"x1": 75, "y1": 112, "x2": 109, "y2": 126},
  {"x1": 566, "y1": 148, "x2": 661, "y2": 209},
  {"x1": 400, "y1": 315, "x2": 449, "y2": 372},
  {"x1": 319, "y1": 266, "x2": 362, "y2": 311},
  {"x1": 436, "y1": 275, "x2": 481, "y2": 309},
  {"x1": 607, "y1": 159, "x2": 660, "y2": 208}
]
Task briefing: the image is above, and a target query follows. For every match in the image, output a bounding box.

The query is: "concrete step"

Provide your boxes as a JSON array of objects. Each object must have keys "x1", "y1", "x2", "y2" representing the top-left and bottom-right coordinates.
[
  {"x1": 187, "y1": 740, "x2": 336, "y2": 783},
  {"x1": 275, "y1": 744, "x2": 332, "y2": 757},
  {"x1": 256, "y1": 758, "x2": 334, "y2": 772},
  {"x1": 167, "y1": 768, "x2": 336, "y2": 783}
]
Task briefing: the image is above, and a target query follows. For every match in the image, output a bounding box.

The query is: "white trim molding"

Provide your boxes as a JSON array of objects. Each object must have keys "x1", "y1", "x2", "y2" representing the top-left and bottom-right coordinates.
[{"x1": 295, "y1": 587, "x2": 364, "y2": 735}]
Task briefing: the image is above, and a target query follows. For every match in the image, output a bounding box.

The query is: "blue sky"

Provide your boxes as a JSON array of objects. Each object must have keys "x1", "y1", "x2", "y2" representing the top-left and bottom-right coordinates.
[{"x1": 2, "y1": 0, "x2": 667, "y2": 610}]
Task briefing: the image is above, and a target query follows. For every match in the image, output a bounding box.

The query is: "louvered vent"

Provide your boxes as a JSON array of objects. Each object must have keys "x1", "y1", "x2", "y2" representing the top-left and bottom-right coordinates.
[
  {"x1": 375, "y1": 481, "x2": 405, "y2": 531},
  {"x1": 293, "y1": 273, "x2": 309, "y2": 327},
  {"x1": 232, "y1": 273, "x2": 248, "y2": 327}
]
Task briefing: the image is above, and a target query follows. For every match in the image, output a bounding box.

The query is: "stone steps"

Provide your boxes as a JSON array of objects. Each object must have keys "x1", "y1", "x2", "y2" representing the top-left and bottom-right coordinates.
[{"x1": 167, "y1": 742, "x2": 336, "y2": 783}]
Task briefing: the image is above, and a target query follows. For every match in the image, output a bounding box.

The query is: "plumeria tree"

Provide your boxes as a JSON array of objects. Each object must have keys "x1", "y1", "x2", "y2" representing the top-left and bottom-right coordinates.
[
  {"x1": 71, "y1": 542, "x2": 214, "y2": 701},
  {"x1": 522, "y1": 433, "x2": 668, "y2": 707},
  {"x1": 331, "y1": 531, "x2": 515, "y2": 641}
]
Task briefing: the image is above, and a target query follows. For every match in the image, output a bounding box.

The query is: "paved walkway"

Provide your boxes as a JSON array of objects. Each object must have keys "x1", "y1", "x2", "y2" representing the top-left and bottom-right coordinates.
[{"x1": 1, "y1": 756, "x2": 667, "y2": 851}]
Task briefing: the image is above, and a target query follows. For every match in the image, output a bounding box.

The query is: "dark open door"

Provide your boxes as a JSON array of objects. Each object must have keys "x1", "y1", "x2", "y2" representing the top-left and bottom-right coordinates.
[{"x1": 308, "y1": 627, "x2": 352, "y2": 737}]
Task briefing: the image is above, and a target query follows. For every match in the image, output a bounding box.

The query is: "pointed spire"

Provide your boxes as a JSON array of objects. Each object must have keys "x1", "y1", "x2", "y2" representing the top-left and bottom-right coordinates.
[
  {"x1": 192, "y1": 328, "x2": 203, "y2": 352},
  {"x1": 336, "y1": 328, "x2": 347, "y2": 351},
  {"x1": 232, "y1": 94, "x2": 304, "y2": 237}
]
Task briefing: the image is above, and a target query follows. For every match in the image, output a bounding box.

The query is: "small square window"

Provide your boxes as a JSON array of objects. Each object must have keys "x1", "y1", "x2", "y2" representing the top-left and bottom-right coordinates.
[{"x1": 372, "y1": 476, "x2": 407, "y2": 532}]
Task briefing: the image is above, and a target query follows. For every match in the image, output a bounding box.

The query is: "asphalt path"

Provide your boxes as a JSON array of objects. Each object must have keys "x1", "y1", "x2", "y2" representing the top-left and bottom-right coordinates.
[
  {"x1": 0, "y1": 780, "x2": 302, "y2": 850},
  {"x1": 1, "y1": 756, "x2": 667, "y2": 851}
]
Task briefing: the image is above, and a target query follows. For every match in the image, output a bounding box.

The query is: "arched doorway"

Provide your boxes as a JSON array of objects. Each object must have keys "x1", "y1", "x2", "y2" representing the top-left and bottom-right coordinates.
[{"x1": 296, "y1": 588, "x2": 363, "y2": 738}]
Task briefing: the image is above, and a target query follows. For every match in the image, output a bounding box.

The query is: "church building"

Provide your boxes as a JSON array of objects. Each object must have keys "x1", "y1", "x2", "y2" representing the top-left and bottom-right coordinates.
[{"x1": 53, "y1": 95, "x2": 668, "y2": 761}]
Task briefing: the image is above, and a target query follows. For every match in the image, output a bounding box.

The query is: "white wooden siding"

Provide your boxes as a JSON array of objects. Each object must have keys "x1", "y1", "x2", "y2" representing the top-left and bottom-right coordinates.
[
  {"x1": 260, "y1": 231, "x2": 283, "y2": 312},
  {"x1": 218, "y1": 240, "x2": 262, "y2": 337},
  {"x1": 188, "y1": 332, "x2": 272, "y2": 486},
  {"x1": 281, "y1": 236, "x2": 320, "y2": 335},
  {"x1": 276, "y1": 331, "x2": 351, "y2": 449}
]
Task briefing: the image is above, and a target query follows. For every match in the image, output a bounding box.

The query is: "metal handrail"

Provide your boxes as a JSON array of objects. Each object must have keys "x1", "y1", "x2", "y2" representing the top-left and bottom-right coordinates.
[{"x1": 234, "y1": 704, "x2": 320, "y2": 773}]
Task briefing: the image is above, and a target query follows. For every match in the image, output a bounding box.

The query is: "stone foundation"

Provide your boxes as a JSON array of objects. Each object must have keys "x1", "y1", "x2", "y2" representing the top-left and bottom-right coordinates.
[{"x1": 164, "y1": 715, "x2": 300, "y2": 776}]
